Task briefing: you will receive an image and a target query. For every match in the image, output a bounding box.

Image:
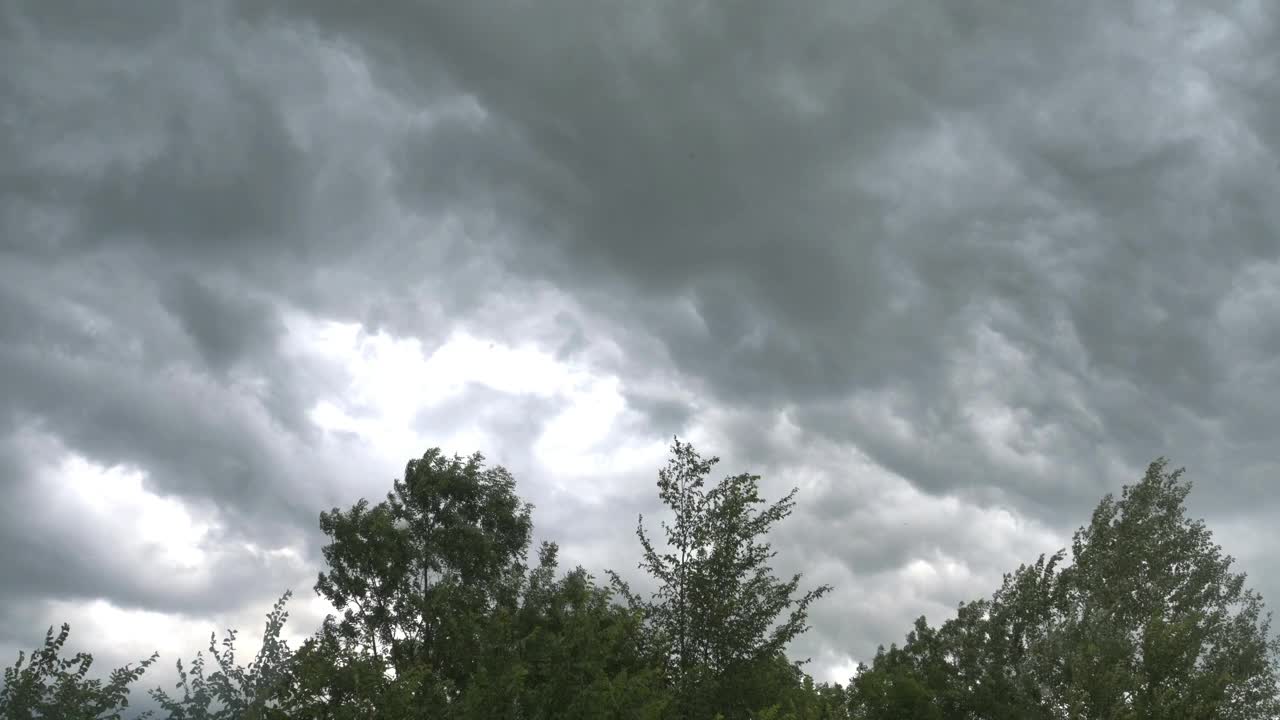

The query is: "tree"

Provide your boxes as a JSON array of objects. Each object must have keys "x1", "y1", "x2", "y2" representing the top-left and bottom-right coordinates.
[
  {"x1": 849, "y1": 458, "x2": 1280, "y2": 720},
  {"x1": 847, "y1": 643, "x2": 942, "y2": 720},
  {"x1": 304, "y1": 449, "x2": 676, "y2": 718},
  {"x1": 611, "y1": 438, "x2": 832, "y2": 719},
  {"x1": 1042, "y1": 458, "x2": 1280, "y2": 718},
  {"x1": 313, "y1": 448, "x2": 534, "y2": 711},
  {"x1": 739, "y1": 655, "x2": 851, "y2": 720},
  {"x1": 274, "y1": 613, "x2": 430, "y2": 720},
  {"x1": 0, "y1": 624, "x2": 156, "y2": 720},
  {"x1": 148, "y1": 591, "x2": 296, "y2": 720},
  {"x1": 456, "y1": 542, "x2": 672, "y2": 720},
  {"x1": 847, "y1": 607, "x2": 1002, "y2": 720}
]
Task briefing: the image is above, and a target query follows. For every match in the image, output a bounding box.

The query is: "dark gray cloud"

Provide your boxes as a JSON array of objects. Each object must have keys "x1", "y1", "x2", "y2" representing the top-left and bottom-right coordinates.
[
  {"x1": 3, "y1": 0, "x2": 1280, "y2": 694},
  {"x1": 304, "y1": 2, "x2": 1279, "y2": 496},
  {"x1": 164, "y1": 273, "x2": 278, "y2": 371},
  {"x1": 256, "y1": 0, "x2": 1280, "y2": 663}
]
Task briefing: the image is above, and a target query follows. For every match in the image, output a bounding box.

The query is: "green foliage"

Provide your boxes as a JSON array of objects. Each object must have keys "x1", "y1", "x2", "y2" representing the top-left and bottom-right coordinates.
[
  {"x1": 456, "y1": 542, "x2": 672, "y2": 719},
  {"x1": 313, "y1": 448, "x2": 534, "y2": 710},
  {"x1": 11, "y1": 451, "x2": 1279, "y2": 720},
  {"x1": 148, "y1": 592, "x2": 295, "y2": 720},
  {"x1": 742, "y1": 655, "x2": 850, "y2": 720},
  {"x1": 849, "y1": 458, "x2": 1280, "y2": 720},
  {"x1": 848, "y1": 648, "x2": 941, "y2": 720},
  {"x1": 301, "y1": 447, "x2": 675, "y2": 718},
  {"x1": 1045, "y1": 458, "x2": 1280, "y2": 718},
  {"x1": 271, "y1": 613, "x2": 430, "y2": 719},
  {"x1": 0, "y1": 623, "x2": 156, "y2": 720},
  {"x1": 611, "y1": 438, "x2": 832, "y2": 719}
]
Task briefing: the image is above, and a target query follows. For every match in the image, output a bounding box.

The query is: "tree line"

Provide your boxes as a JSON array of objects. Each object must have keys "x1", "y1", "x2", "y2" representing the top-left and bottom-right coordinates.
[{"x1": 2, "y1": 439, "x2": 1278, "y2": 719}]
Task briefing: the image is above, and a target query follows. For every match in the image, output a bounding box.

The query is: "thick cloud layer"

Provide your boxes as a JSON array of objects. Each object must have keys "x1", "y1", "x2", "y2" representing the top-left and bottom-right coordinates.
[{"x1": 3, "y1": 0, "x2": 1279, "y2": 689}]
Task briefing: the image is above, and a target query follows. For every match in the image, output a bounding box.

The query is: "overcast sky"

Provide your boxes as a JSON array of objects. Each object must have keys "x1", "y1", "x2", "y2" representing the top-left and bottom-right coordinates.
[{"x1": 3, "y1": 0, "x2": 1280, "y2": 702}]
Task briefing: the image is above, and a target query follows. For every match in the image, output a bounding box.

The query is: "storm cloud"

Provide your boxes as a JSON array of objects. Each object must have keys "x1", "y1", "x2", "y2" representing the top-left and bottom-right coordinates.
[{"x1": 3, "y1": 0, "x2": 1279, "y2": 690}]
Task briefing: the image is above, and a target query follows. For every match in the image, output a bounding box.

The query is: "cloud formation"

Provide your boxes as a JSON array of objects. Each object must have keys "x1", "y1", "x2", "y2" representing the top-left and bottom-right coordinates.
[{"x1": 3, "y1": 0, "x2": 1280, "y2": 687}]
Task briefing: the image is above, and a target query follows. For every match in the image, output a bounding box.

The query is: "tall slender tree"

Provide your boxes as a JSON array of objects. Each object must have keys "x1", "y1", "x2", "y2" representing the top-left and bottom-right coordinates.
[{"x1": 612, "y1": 438, "x2": 831, "y2": 719}]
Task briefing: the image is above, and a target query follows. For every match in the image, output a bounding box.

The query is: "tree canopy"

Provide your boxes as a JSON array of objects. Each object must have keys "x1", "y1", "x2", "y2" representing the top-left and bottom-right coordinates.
[
  {"x1": 848, "y1": 458, "x2": 1280, "y2": 720},
  {"x1": 4, "y1": 448, "x2": 1278, "y2": 720}
]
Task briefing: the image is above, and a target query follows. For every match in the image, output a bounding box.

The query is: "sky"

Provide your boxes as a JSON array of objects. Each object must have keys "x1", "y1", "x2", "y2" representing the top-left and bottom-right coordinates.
[{"x1": 2, "y1": 0, "x2": 1280, "y2": 703}]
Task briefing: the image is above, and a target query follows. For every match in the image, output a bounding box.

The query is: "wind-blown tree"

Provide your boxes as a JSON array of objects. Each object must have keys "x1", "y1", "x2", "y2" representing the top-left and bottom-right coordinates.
[
  {"x1": 850, "y1": 458, "x2": 1280, "y2": 719},
  {"x1": 312, "y1": 449, "x2": 534, "y2": 711},
  {"x1": 611, "y1": 438, "x2": 832, "y2": 719},
  {"x1": 1044, "y1": 458, "x2": 1280, "y2": 718},
  {"x1": 1, "y1": 592, "x2": 301, "y2": 720},
  {"x1": 0, "y1": 623, "x2": 156, "y2": 720},
  {"x1": 148, "y1": 592, "x2": 296, "y2": 720}
]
